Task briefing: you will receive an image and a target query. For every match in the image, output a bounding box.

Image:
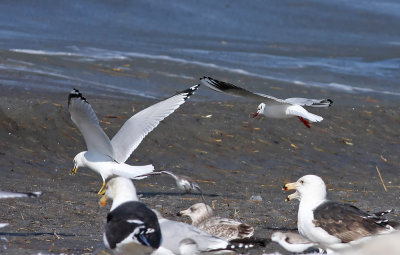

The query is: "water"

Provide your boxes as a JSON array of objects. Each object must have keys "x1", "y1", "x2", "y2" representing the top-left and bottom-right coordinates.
[{"x1": 1, "y1": 0, "x2": 400, "y2": 99}]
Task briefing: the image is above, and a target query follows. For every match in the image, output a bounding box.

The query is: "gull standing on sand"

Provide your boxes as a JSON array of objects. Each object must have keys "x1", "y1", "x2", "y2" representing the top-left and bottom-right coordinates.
[
  {"x1": 200, "y1": 77, "x2": 332, "y2": 128},
  {"x1": 271, "y1": 231, "x2": 318, "y2": 253},
  {"x1": 68, "y1": 85, "x2": 199, "y2": 194},
  {"x1": 283, "y1": 175, "x2": 398, "y2": 250},
  {"x1": 0, "y1": 190, "x2": 42, "y2": 227},
  {"x1": 178, "y1": 203, "x2": 254, "y2": 241},
  {"x1": 100, "y1": 177, "x2": 161, "y2": 255}
]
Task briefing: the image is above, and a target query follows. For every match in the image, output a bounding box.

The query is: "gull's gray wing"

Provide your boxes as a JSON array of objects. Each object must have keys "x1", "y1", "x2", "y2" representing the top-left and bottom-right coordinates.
[
  {"x1": 284, "y1": 98, "x2": 333, "y2": 107},
  {"x1": 111, "y1": 84, "x2": 200, "y2": 163},
  {"x1": 0, "y1": 191, "x2": 41, "y2": 199},
  {"x1": 158, "y1": 218, "x2": 228, "y2": 254},
  {"x1": 313, "y1": 201, "x2": 392, "y2": 243},
  {"x1": 200, "y1": 77, "x2": 287, "y2": 105},
  {"x1": 68, "y1": 89, "x2": 114, "y2": 158}
]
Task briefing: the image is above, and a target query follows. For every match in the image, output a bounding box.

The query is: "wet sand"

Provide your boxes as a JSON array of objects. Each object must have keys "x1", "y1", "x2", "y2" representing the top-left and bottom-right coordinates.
[{"x1": 0, "y1": 85, "x2": 399, "y2": 254}]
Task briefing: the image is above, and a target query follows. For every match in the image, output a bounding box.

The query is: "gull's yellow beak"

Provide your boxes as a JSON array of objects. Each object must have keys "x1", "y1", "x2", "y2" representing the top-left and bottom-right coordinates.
[
  {"x1": 71, "y1": 164, "x2": 78, "y2": 175},
  {"x1": 99, "y1": 194, "x2": 107, "y2": 207},
  {"x1": 283, "y1": 182, "x2": 296, "y2": 191},
  {"x1": 285, "y1": 191, "x2": 300, "y2": 202},
  {"x1": 283, "y1": 182, "x2": 298, "y2": 202}
]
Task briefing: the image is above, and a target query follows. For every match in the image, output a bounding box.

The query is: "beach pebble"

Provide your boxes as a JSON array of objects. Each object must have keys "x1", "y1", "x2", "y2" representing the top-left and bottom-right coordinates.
[{"x1": 249, "y1": 195, "x2": 263, "y2": 202}]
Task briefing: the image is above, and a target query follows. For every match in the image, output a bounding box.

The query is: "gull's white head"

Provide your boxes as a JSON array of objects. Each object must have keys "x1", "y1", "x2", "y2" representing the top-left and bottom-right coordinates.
[
  {"x1": 179, "y1": 238, "x2": 199, "y2": 255},
  {"x1": 100, "y1": 177, "x2": 139, "y2": 211},
  {"x1": 253, "y1": 103, "x2": 266, "y2": 118},
  {"x1": 72, "y1": 151, "x2": 86, "y2": 173},
  {"x1": 271, "y1": 231, "x2": 286, "y2": 243},
  {"x1": 284, "y1": 175, "x2": 327, "y2": 202},
  {"x1": 178, "y1": 203, "x2": 213, "y2": 224}
]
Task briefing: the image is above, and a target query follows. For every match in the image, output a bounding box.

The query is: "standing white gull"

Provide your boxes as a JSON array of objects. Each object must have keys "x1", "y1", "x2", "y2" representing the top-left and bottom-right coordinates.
[
  {"x1": 68, "y1": 84, "x2": 200, "y2": 194},
  {"x1": 271, "y1": 231, "x2": 318, "y2": 253},
  {"x1": 178, "y1": 203, "x2": 254, "y2": 241},
  {"x1": 200, "y1": 77, "x2": 332, "y2": 128},
  {"x1": 100, "y1": 177, "x2": 162, "y2": 255},
  {"x1": 283, "y1": 175, "x2": 398, "y2": 249}
]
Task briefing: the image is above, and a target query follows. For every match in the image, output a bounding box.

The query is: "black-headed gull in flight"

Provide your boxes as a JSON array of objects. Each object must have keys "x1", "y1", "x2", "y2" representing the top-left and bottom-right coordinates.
[
  {"x1": 100, "y1": 177, "x2": 162, "y2": 255},
  {"x1": 283, "y1": 175, "x2": 399, "y2": 251},
  {"x1": 68, "y1": 85, "x2": 200, "y2": 194},
  {"x1": 200, "y1": 77, "x2": 332, "y2": 128}
]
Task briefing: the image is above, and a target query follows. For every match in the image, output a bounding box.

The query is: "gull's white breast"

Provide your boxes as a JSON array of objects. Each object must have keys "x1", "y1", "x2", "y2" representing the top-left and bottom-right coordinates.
[
  {"x1": 298, "y1": 201, "x2": 341, "y2": 245},
  {"x1": 263, "y1": 105, "x2": 292, "y2": 119}
]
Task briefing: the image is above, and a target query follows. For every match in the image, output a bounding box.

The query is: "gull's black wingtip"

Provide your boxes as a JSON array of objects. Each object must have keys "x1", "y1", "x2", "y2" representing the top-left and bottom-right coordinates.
[
  {"x1": 26, "y1": 191, "x2": 42, "y2": 198},
  {"x1": 68, "y1": 88, "x2": 88, "y2": 106},
  {"x1": 179, "y1": 84, "x2": 200, "y2": 101},
  {"x1": 327, "y1": 99, "x2": 333, "y2": 106}
]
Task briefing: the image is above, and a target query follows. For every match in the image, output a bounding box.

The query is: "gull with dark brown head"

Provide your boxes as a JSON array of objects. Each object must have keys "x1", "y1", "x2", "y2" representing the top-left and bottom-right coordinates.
[{"x1": 201, "y1": 77, "x2": 332, "y2": 128}]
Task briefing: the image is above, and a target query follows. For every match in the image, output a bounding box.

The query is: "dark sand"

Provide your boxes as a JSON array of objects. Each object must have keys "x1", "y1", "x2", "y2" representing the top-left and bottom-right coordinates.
[{"x1": 0, "y1": 85, "x2": 399, "y2": 254}]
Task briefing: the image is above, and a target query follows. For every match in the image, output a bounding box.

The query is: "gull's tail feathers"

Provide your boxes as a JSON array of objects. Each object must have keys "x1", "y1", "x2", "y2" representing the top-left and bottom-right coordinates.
[
  {"x1": 287, "y1": 105, "x2": 323, "y2": 123},
  {"x1": 113, "y1": 164, "x2": 155, "y2": 180}
]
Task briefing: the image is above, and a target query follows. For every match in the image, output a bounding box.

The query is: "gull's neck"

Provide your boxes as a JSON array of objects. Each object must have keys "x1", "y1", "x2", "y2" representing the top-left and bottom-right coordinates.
[
  {"x1": 110, "y1": 183, "x2": 139, "y2": 211},
  {"x1": 192, "y1": 209, "x2": 213, "y2": 226},
  {"x1": 299, "y1": 193, "x2": 327, "y2": 211}
]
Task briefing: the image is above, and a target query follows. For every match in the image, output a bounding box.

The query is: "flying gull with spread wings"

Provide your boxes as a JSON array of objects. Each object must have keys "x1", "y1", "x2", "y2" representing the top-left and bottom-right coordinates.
[
  {"x1": 201, "y1": 77, "x2": 332, "y2": 128},
  {"x1": 68, "y1": 85, "x2": 199, "y2": 194}
]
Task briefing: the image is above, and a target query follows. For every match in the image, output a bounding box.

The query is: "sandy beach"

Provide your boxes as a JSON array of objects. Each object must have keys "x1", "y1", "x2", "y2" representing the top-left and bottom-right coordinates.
[{"x1": 0, "y1": 84, "x2": 399, "y2": 254}]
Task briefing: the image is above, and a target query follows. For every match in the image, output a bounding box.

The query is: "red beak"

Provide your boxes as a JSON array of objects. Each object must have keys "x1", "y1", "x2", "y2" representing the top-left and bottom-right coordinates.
[{"x1": 253, "y1": 112, "x2": 259, "y2": 118}]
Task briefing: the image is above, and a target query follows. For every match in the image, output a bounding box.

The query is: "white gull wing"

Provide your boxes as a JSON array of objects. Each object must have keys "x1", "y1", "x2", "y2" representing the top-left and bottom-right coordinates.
[
  {"x1": 200, "y1": 76, "x2": 286, "y2": 105},
  {"x1": 0, "y1": 223, "x2": 8, "y2": 228},
  {"x1": 111, "y1": 84, "x2": 200, "y2": 163},
  {"x1": 201, "y1": 77, "x2": 333, "y2": 107},
  {"x1": 286, "y1": 105, "x2": 323, "y2": 122},
  {"x1": 68, "y1": 89, "x2": 114, "y2": 159},
  {"x1": 284, "y1": 98, "x2": 333, "y2": 107},
  {"x1": 158, "y1": 218, "x2": 229, "y2": 254},
  {"x1": 0, "y1": 191, "x2": 42, "y2": 199}
]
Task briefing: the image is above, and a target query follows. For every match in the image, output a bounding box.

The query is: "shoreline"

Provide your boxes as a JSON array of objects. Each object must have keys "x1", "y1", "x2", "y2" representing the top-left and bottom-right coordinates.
[{"x1": 0, "y1": 85, "x2": 399, "y2": 254}]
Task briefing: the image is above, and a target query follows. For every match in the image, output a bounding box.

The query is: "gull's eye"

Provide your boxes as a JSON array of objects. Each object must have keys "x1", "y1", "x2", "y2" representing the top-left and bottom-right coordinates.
[{"x1": 300, "y1": 180, "x2": 304, "y2": 184}]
